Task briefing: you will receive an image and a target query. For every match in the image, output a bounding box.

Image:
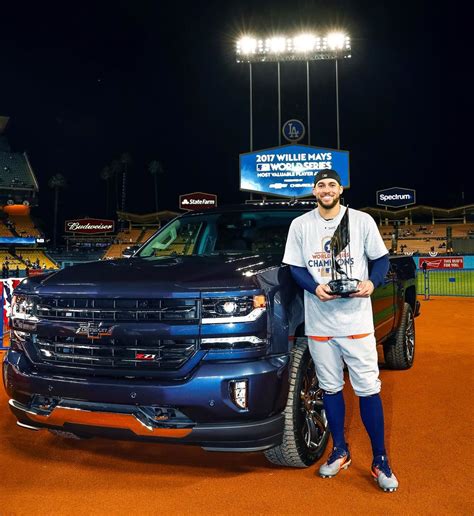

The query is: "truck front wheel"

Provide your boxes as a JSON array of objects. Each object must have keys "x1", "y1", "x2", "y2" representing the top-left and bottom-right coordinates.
[{"x1": 264, "y1": 337, "x2": 329, "y2": 468}]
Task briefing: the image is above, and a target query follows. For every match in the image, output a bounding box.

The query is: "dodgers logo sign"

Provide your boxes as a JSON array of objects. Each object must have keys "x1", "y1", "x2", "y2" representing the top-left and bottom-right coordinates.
[
  {"x1": 282, "y1": 119, "x2": 305, "y2": 143},
  {"x1": 240, "y1": 144, "x2": 350, "y2": 198},
  {"x1": 376, "y1": 187, "x2": 416, "y2": 208}
]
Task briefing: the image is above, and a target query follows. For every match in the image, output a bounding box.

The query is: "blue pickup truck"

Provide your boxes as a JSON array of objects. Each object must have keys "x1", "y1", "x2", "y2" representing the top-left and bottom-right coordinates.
[{"x1": 3, "y1": 204, "x2": 419, "y2": 467}]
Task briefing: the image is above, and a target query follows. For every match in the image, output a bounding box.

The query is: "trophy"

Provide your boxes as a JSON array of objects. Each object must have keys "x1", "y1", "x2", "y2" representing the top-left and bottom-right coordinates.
[{"x1": 327, "y1": 207, "x2": 360, "y2": 297}]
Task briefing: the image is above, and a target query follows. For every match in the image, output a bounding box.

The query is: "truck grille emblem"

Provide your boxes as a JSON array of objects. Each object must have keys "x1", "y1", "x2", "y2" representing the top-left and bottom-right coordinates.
[
  {"x1": 135, "y1": 353, "x2": 157, "y2": 360},
  {"x1": 76, "y1": 323, "x2": 113, "y2": 340}
]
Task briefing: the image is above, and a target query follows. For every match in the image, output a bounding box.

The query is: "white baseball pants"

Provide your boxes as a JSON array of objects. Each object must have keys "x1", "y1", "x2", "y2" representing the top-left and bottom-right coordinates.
[{"x1": 308, "y1": 334, "x2": 381, "y2": 396}]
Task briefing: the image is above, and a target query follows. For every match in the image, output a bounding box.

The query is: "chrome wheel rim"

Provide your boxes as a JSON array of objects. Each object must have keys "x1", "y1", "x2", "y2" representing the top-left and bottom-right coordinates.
[
  {"x1": 405, "y1": 310, "x2": 415, "y2": 362},
  {"x1": 300, "y1": 361, "x2": 328, "y2": 451}
]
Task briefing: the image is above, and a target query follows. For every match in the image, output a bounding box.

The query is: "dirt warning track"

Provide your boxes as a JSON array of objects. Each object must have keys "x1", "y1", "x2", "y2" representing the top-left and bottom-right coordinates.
[{"x1": 1, "y1": 297, "x2": 473, "y2": 515}]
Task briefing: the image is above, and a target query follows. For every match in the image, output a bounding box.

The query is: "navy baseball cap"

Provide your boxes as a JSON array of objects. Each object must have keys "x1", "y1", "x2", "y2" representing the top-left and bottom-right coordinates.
[{"x1": 313, "y1": 169, "x2": 341, "y2": 186}]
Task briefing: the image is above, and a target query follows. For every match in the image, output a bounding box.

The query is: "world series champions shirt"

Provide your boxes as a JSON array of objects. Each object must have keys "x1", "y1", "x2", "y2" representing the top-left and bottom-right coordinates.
[{"x1": 283, "y1": 206, "x2": 388, "y2": 336}]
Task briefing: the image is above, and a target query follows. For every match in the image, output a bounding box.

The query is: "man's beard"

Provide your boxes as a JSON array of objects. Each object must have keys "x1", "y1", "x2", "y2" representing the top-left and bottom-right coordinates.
[{"x1": 316, "y1": 193, "x2": 340, "y2": 209}]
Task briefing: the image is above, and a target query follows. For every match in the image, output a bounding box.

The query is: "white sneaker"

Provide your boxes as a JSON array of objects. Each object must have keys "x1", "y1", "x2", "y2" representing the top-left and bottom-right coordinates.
[
  {"x1": 371, "y1": 455, "x2": 399, "y2": 492},
  {"x1": 319, "y1": 447, "x2": 351, "y2": 478}
]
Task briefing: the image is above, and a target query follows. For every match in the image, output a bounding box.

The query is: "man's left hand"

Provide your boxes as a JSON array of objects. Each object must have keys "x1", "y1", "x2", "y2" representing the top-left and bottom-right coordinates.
[{"x1": 349, "y1": 280, "x2": 375, "y2": 298}]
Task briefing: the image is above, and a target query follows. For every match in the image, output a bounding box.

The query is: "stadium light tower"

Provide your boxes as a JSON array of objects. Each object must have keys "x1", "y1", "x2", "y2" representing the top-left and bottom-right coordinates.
[{"x1": 236, "y1": 31, "x2": 351, "y2": 149}]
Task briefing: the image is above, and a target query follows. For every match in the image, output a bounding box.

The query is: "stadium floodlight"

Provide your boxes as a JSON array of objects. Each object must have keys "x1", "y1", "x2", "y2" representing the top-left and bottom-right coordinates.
[
  {"x1": 327, "y1": 32, "x2": 349, "y2": 50},
  {"x1": 236, "y1": 28, "x2": 351, "y2": 167},
  {"x1": 293, "y1": 34, "x2": 318, "y2": 53},
  {"x1": 267, "y1": 37, "x2": 286, "y2": 54},
  {"x1": 237, "y1": 36, "x2": 257, "y2": 56},
  {"x1": 236, "y1": 31, "x2": 351, "y2": 62}
]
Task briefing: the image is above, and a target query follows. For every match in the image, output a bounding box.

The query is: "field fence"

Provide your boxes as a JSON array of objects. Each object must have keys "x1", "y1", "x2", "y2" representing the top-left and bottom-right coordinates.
[{"x1": 417, "y1": 269, "x2": 474, "y2": 298}]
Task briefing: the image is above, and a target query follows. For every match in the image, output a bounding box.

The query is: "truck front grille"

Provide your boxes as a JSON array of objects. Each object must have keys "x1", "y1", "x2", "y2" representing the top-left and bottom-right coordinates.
[
  {"x1": 33, "y1": 336, "x2": 198, "y2": 370},
  {"x1": 36, "y1": 297, "x2": 199, "y2": 323}
]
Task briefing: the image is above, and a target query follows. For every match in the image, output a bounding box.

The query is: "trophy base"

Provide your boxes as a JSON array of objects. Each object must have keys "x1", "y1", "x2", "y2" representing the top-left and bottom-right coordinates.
[{"x1": 328, "y1": 278, "x2": 360, "y2": 297}]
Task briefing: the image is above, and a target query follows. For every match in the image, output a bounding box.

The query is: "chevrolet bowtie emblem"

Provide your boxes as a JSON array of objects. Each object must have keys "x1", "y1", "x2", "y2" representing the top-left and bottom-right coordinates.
[{"x1": 76, "y1": 322, "x2": 113, "y2": 340}]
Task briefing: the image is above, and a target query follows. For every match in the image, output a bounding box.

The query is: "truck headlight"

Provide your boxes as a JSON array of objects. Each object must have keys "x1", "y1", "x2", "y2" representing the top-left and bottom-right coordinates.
[
  {"x1": 202, "y1": 295, "x2": 266, "y2": 324},
  {"x1": 11, "y1": 294, "x2": 38, "y2": 338}
]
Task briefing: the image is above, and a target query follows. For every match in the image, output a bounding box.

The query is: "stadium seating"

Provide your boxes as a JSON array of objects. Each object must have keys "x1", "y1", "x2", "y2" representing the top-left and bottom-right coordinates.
[
  {"x1": 116, "y1": 228, "x2": 143, "y2": 243},
  {"x1": 4, "y1": 249, "x2": 59, "y2": 270},
  {"x1": 102, "y1": 226, "x2": 159, "y2": 259},
  {"x1": 0, "y1": 152, "x2": 37, "y2": 189},
  {"x1": 140, "y1": 229, "x2": 157, "y2": 243},
  {"x1": 102, "y1": 243, "x2": 133, "y2": 259},
  {"x1": 380, "y1": 222, "x2": 474, "y2": 254},
  {"x1": 8, "y1": 214, "x2": 41, "y2": 237},
  {"x1": 0, "y1": 219, "x2": 14, "y2": 236},
  {"x1": 0, "y1": 250, "x2": 24, "y2": 271},
  {"x1": 451, "y1": 223, "x2": 474, "y2": 236}
]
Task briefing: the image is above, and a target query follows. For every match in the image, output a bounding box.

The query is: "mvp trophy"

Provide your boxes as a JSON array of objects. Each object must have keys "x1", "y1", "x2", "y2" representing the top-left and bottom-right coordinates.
[{"x1": 328, "y1": 208, "x2": 360, "y2": 297}]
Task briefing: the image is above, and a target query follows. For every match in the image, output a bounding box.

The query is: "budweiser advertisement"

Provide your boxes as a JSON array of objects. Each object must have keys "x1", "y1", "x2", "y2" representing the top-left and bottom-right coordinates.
[
  {"x1": 179, "y1": 192, "x2": 217, "y2": 211},
  {"x1": 418, "y1": 257, "x2": 464, "y2": 269},
  {"x1": 65, "y1": 218, "x2": 115, "y2": 234}
]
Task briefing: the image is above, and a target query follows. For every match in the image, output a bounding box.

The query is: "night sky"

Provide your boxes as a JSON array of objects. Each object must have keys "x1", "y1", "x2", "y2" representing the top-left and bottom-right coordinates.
[{"x1": 0, "y1": 1, "x2": 459, "y2": 233}]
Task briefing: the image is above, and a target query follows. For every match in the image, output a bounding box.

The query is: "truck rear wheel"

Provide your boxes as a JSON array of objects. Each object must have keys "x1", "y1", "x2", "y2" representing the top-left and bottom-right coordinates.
[
  {"x1": 264, "y1": 337, "x2": 329, "y2": 468},
  {"x1": 383, "y1": 302, "x2": 415, "y2": 370}
]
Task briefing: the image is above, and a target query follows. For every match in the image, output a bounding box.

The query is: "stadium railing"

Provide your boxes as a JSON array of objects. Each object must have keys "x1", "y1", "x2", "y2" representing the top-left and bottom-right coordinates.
[{"x1": 417, "y1": 269, "x2": 474, "y2": 298}]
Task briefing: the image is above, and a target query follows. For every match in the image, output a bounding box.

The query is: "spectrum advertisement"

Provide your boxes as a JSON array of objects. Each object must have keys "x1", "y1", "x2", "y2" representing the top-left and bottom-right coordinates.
[
  {"x1": 376, "y1": 187, "x2": 416, "y2": 208},
  {"x1": 240, "y1": 144, "x2": 350, "y2": 198}
]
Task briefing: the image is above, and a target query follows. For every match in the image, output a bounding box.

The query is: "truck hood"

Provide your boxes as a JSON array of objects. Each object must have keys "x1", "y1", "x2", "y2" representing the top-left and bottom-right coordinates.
[{"x1": 20, "y1": 254, "x2": 283, "y2": 296}]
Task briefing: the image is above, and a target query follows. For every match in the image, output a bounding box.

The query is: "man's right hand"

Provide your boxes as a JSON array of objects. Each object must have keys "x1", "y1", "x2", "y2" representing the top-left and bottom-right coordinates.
[{"x1": 315, "y1": 284, "x2": 339, "y2": 302}]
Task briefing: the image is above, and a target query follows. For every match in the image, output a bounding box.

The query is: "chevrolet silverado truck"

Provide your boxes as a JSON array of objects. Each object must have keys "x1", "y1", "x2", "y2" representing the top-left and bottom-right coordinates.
[{"x1": 3, "y1": 204, "x2": 419, "y2": 467}]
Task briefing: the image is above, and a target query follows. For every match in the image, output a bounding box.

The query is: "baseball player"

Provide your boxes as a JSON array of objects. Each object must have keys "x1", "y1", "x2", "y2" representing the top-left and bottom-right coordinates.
[{"x1": 283, "y1": 169, "x2": 398, "y2": 492}]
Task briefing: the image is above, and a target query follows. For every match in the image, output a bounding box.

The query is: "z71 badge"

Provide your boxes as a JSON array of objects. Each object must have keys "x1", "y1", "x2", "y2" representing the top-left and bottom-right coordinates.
[{"x1": 135, "y1": 353, "x2": 157, "y2": 361}]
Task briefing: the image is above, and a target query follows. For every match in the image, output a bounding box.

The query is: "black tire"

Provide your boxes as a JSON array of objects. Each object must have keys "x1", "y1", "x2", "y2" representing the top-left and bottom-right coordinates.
[
  {"x1": 383, "y1": 302, "x2": 415, "y2": 370},
  {"x1": 264, "y1": 337, "x2": 330, "y2": 468}
]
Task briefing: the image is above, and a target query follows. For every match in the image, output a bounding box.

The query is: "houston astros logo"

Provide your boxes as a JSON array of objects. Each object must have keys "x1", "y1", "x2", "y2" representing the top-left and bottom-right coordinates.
[
  {"x1": 307, "y1": 238, "x2": 332, "y2": 276},
  {"x1": 322, "y1": 238, "x2": 332, "y2": 275}
]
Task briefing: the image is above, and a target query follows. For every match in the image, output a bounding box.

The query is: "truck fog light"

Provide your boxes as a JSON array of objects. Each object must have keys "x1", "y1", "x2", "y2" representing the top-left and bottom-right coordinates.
[{"x1": 230, "y1": 379, "x2": 248, "y2": 410}]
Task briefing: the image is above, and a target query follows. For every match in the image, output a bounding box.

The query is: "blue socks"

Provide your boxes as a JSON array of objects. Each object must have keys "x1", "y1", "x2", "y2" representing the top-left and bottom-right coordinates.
[
  {"x1": 323, "y1": 390, "x2": 347, "y2": 450},
  {"x1": 324, "y1": 391, "x2": 387, "y2": 458},
  {"x1": 359, "y1": 394, "x2": 386, "y2": 457}
]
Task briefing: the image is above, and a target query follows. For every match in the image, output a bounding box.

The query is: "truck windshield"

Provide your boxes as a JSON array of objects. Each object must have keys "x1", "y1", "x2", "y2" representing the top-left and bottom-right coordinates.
[{"x1": 137, "y1": 210, "x2": 307, "y2": 257}]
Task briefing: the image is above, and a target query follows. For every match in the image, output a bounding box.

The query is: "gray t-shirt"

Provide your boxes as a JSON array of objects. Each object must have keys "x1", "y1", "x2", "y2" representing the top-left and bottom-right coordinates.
[{"x1": 283, "y1": 206, "x2": 388, "y2": 336}]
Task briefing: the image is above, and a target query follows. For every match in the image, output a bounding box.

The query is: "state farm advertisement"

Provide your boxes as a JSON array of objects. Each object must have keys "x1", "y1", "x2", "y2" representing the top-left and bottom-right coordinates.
[
  {"x1": 179, "y1": 192, "x2": 217, "y2": 211},
  {"x1": 418, "y1": 257, "x2": 464, "y2": 269},
  {"x1": 65, "y1": 218, "x2": 115, "y2": 234}
]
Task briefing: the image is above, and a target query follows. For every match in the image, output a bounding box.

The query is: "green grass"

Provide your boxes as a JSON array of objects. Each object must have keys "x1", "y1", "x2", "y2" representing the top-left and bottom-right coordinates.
[{"x1": 416, "y1": 270, "x2": 474, "y2": 297}]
